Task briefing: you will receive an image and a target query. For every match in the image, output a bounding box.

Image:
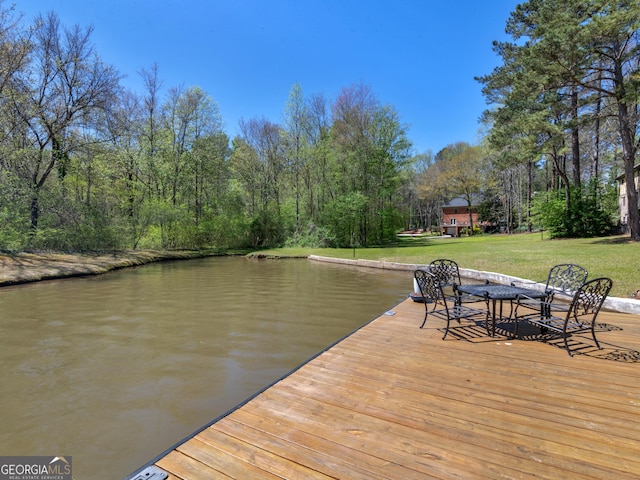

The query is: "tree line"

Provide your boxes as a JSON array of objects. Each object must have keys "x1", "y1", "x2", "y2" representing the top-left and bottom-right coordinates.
[
  {"x1": 0, "y1": 5, "x2": 413, "y2": 251},
  {"x1": 0, "y1": 1, "x2": 638, "y2": 252}
]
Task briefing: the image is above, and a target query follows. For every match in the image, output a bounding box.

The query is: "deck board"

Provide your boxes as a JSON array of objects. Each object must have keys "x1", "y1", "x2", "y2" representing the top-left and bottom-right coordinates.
[{"x1": 147, "y1": 298, "x2": 640, "y2": 479}]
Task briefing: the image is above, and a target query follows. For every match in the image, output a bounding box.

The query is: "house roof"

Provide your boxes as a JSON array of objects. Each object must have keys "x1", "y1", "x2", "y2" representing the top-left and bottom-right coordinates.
[
  {"x1": 616, "y1": 164, "x2": 640, "y2": 182},
  {"x1": 443, "y1": 195, "x2": 483, "y2": 207}
]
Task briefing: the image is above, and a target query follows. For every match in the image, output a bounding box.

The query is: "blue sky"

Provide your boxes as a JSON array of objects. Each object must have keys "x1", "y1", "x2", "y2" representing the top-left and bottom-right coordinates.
[{"x1": 14, "y1": 0, "x2": 519, "y2": 155}]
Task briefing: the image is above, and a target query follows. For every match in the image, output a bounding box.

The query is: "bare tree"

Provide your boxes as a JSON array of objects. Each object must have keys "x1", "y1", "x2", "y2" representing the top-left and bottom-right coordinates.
[
  {"x1": 6, "y1": 12, "x2": 120, "y2": 230},
  {"x1": 0, "y1": 2, "x2": 29, "y2": 102},
  {"x1": 283, "y1": 83, "x2": 308, "y2": 232},
  {"x1": 304, "y1": 93, "x2": 331, "y2": 218},
  {"x1": 138, "y1": 63, "x2": 163, "y2": 198}
]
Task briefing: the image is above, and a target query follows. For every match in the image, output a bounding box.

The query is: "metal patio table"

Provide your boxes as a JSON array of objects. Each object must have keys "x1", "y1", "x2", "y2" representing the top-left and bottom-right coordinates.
[{"x1": 456, "y1": 284, "x2": 547, "y2": 337}]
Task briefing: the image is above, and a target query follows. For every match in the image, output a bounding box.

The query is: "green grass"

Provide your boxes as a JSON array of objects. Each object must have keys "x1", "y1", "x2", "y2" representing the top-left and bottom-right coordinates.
[{"x1": 252, "y1": 233, "x2": 640, "y2": 298}]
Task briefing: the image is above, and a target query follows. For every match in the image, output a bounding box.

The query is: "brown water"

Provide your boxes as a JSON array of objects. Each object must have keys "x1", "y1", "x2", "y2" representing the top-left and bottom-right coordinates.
[{"x1": 0, "y1": 256, "x2": 411, "y2": 480}]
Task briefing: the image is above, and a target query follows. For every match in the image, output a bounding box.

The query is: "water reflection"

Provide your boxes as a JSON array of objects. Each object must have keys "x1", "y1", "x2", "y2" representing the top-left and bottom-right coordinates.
[{"x1": 0, "y1": 257, "x2": 411, "y2": 479}]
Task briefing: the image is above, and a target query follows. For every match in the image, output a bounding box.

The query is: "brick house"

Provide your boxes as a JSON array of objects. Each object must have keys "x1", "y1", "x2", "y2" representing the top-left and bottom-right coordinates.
[
  {"x1": 617, "y1": 164, "x2": 640, "y2": 233},
  {"x1": 440, "y1": 196, "x2": 483, "y2": 236}
]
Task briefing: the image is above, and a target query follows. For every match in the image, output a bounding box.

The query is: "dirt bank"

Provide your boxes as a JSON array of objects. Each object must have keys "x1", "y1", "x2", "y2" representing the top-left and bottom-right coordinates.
[{"x1": 0, "y1": 250, "x2": 218, "y2": 287}]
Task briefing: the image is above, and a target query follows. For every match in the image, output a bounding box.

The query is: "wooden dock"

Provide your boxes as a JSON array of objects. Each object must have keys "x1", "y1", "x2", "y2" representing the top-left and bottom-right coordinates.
[{"x1": 132, "y1": 298, "x2": 640, "y2": 479}]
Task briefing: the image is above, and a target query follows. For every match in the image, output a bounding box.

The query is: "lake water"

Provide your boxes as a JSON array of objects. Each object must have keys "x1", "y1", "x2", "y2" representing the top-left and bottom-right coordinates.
[{"x1": 0, "y1": 256, "x2": 412, "y2": 479}]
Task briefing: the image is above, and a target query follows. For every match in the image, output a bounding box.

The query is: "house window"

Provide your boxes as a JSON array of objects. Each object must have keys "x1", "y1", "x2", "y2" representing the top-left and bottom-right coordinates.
[{"x1": 450, "y1": 218, "x2": 456, "y2": 225}]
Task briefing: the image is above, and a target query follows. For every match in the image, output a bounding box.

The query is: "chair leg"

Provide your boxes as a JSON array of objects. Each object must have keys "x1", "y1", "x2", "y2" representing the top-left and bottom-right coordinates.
[
  {"x1": 483, "y1": 296, "x2": 491, "y2": 336},
  {"x1": 442, "y1": 319, "x2": 450, "y2": 340},
  {"x1": 564, "y1": 333, "x2": 574, "y2": 357},
  {"x1": 420, "y1": 312, "x2": 427, "y2": 329},
  {"x1": 591, "y1": 323, "x2": 601, "y2": 349},
  {"x1": 563, "y1": 325, "x2": 603, "y2": 356}
]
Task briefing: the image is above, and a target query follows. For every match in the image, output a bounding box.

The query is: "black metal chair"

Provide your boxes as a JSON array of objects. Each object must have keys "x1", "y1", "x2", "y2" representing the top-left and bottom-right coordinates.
[
  {"x1": 428, "y1": 259, "x2": 478, "y2": 306},
  {"x1": 414, "y1": 269, "x2": 486, "y2": 340},
  {"x1": 515, "y1": 277, "x2": 613, "y2": 356},
  {"x1": 513, "y1": 263, "x2": 588, "y2": 322},
  {"x1": 515, "y1": 263, "x2": 588, "y2": 304}
]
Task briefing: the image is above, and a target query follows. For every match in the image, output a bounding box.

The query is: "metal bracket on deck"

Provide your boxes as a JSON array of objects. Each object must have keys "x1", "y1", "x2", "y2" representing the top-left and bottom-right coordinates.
[{"x1": 130, "y1": 465, "x2": 168, "y2": 480}]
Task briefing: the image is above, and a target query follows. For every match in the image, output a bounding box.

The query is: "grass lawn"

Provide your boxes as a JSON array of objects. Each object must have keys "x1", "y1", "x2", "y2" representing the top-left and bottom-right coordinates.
[{"x1": 253, "y1": 233, "x2": 639, "y2": 298}]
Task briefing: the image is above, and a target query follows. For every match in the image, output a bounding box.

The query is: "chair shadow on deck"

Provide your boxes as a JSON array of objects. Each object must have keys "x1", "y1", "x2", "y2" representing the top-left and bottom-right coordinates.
[
  {"x1": 442, "y1": 317, "x2": 640, "y2": 362},
  {"x1": 510, "y1": 320, "x2": 640, "y2": 363},
  {"x1": 434, "y1": 320, "x2": 505, "y2": 343},
  {"x1": 538, "y1": 335, "x2": 640, "y2": 362},
  {"x1": 539, "y1": 335, "x2": 640, "y2": 362}
]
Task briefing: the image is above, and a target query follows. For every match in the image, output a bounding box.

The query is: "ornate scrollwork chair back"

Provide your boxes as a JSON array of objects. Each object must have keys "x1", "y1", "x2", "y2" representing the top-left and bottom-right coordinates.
[
  {"x1": 428, "y1": 259, "x2": 477, "y2": 305},
  {"x1": 414, "y1": 269, "x2": 486, "y2": 340},
  {"x1": 546, "y1": 264, "x2": 589, "y2": 301},
  {"x1": 516, "y1": 277, "x2": 613, "y2": 356}
]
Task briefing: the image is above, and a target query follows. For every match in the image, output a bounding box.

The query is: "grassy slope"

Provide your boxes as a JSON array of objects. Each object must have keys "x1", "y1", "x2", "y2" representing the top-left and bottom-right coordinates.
[{"x1": 254, "y1": 233, "x2": 638, "y2": 298}]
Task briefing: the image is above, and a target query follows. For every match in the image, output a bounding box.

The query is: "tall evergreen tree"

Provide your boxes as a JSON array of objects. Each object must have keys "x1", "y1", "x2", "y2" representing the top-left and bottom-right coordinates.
[{"x1": 479, "y1": 0, "x2": 640, "y2": 238}]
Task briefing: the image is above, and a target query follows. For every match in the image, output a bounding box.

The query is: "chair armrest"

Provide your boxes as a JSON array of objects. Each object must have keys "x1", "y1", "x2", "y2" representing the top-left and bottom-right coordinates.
[
  {"x1": 545, "y1": 287, "x2": 576, "y2": 302},
  {"x1": 515, "y1": 294, "x2": 570, "y2": 316},
  {"x1": 515, "y1": 293, "x2": 546, "y2": 305}
]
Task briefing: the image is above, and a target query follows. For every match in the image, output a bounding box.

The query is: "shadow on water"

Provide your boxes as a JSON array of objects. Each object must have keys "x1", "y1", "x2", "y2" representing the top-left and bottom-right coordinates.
[{"x1": 0, "y1": 257, "x2": 411, "y2": 480}]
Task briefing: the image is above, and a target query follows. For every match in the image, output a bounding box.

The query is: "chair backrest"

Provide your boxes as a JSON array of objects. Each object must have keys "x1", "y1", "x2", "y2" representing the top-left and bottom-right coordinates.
[
  {"x1": 568, "y1": 277, "x2": 612, "y2": 322},
  {"x1": 428, "y1": 259, "x2": 462, "y2": 287},
  {"x1": 546, "y1": 264, "x2": 588, "y2": 296},
  {"x1": 414, "y1": 269, "x2": 446, "y2": 307}
]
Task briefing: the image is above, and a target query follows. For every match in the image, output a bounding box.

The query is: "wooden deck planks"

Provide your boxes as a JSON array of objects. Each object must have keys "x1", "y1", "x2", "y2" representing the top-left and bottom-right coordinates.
[
  {"x1": 150, "y1": 298, "x2": 640, "y2": 479},
  {"x1": 207, "y1": 416, "x2": 395, "y2": 480}
]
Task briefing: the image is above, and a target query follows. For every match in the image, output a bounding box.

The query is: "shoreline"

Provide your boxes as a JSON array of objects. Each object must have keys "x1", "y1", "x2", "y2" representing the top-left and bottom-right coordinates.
[
  {"x1": 1, "y1": 251, "x2": 638, "y2": 315},
  {"x1": 308, "y1": 255, "x2": 640, "y2": 315},
  {"x1": 0, "y1": 250, "x2": 218, "y2": 287}
]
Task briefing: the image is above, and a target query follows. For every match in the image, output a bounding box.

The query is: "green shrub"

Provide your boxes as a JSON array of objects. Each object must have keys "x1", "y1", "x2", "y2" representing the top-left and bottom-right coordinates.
[
  {"x1": 531, "y1": 182, "x2": 614, "y2": 238},
  {"x1": 284, "y1": 223, "x2": 336, "y2": 248}
]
